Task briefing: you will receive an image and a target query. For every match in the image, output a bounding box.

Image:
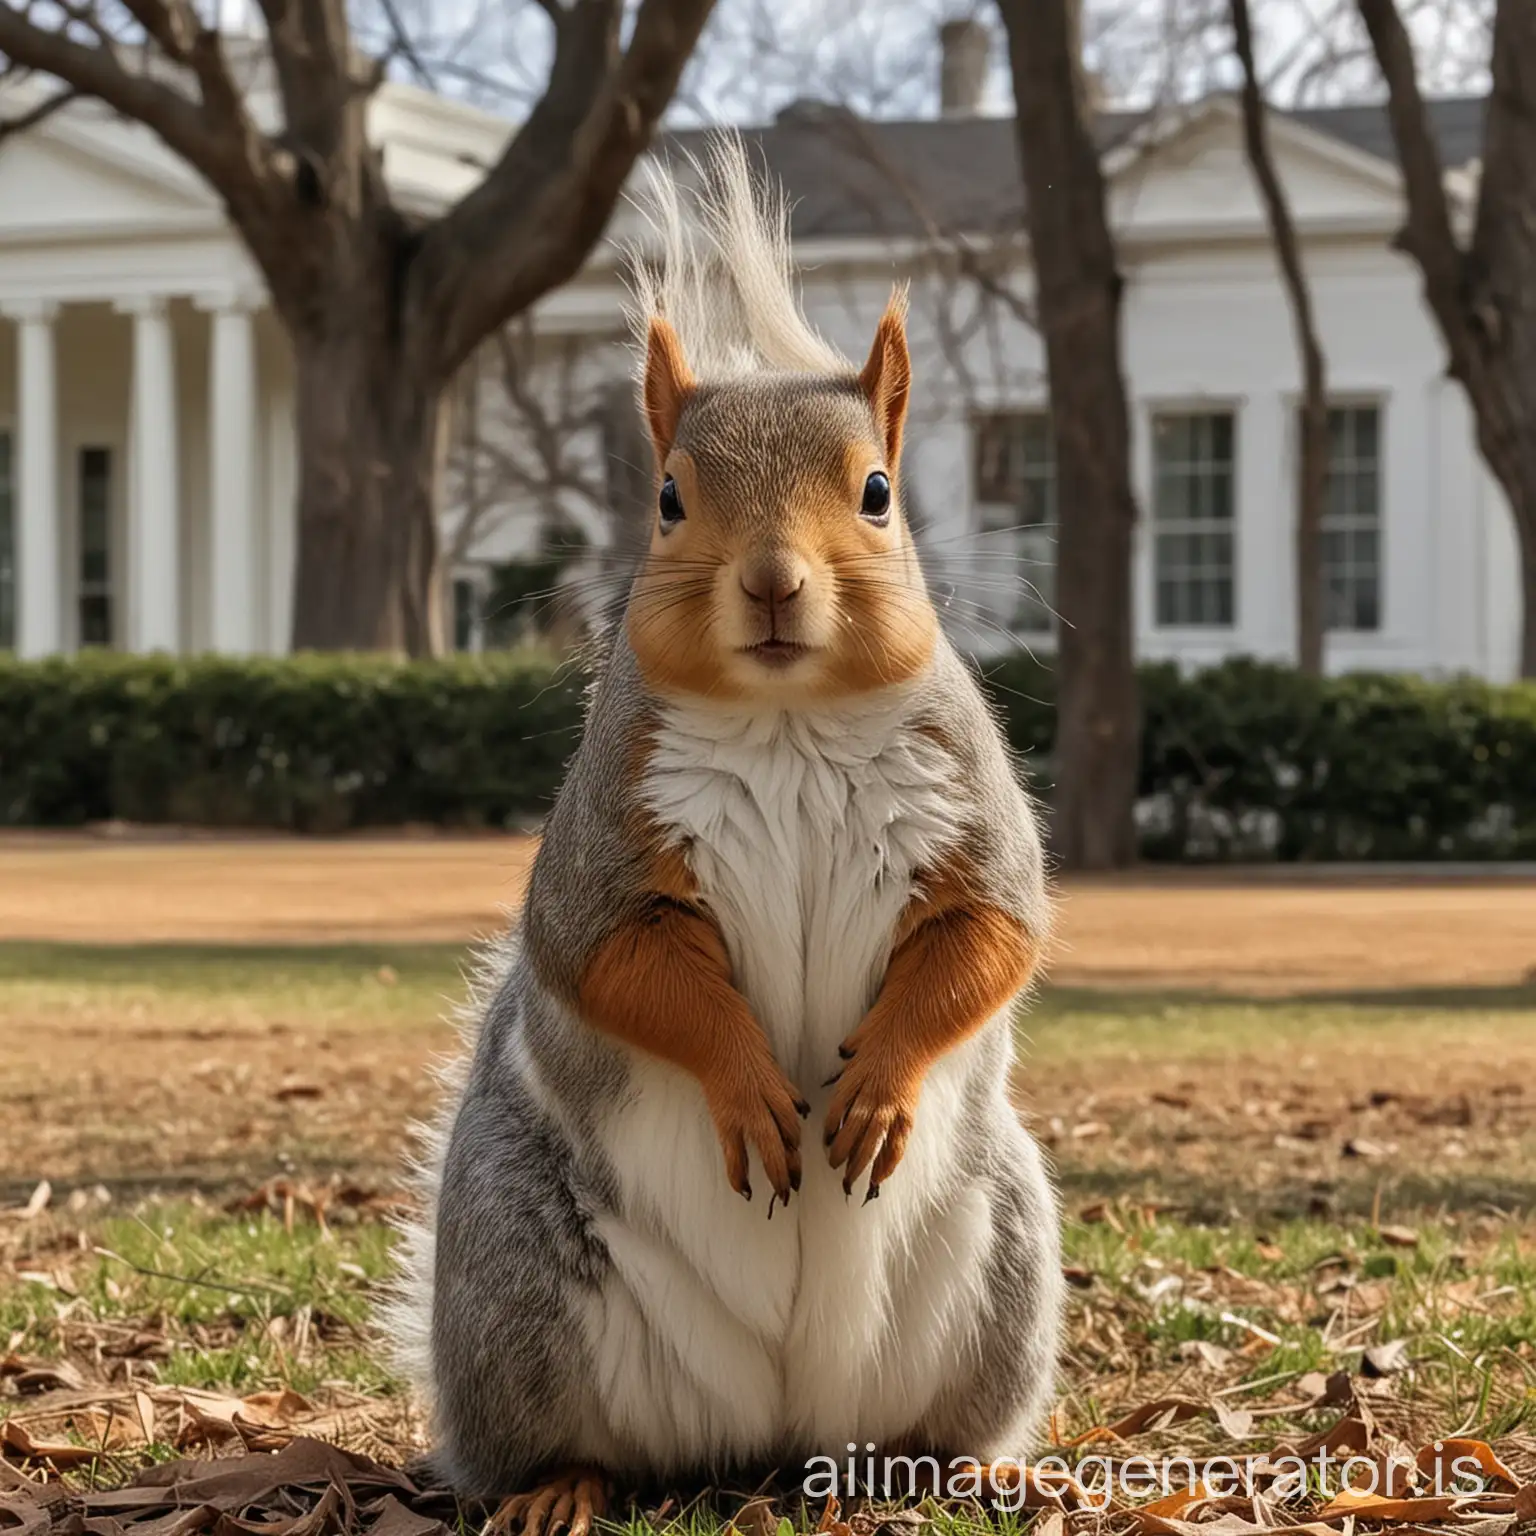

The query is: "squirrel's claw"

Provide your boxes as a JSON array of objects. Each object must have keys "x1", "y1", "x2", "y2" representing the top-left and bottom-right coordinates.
[
  {"x1": 484, "y1": 1471, "x2": 608, "y2": 1536},
  {"x1": 825, "y1": 1052, "x2": 917, "y2": 1203}
]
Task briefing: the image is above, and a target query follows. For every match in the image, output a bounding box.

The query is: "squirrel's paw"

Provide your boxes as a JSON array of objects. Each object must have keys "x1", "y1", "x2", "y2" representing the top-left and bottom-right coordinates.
[
  {"x1": 705, "y1": 1046, "x2": 808, "y2": 1208},
  {"x1": 483, "y1": 1469, "x2": 608, "y2": 1536},
  {"x1": 823, "y1": 1040, "x2": 918, "y2": 1200}
]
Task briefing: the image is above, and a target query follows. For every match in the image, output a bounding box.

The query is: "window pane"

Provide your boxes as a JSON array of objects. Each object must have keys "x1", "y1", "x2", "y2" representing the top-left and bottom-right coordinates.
[
  {"x1": 971, "y1": 412, "x2": 1058, "y2": 634},
  {"x1": 1320, "y1": 406, "x2": 1381, "y2": 632},
  {"x1": 79, "y1": 594, "x2": 112, "y2": 647},
  {"x1": 1152, "y1": 413, "x2": 1237, "y2": 626},
  {"x1": 452, "y1": 579, "x2": 476, "y2": 652},
  {"x1": 1014, "y1": 526, "x2": 1055, "y2": 631},
  {"x1": 77, "y1": 447, "x2": 114, "y2": 648}
]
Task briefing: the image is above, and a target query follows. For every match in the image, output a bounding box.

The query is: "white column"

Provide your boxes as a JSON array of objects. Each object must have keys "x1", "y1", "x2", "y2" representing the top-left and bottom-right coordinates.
[
  {"x1": 118, "y1": 297, "x2": 180, "y2": 652},
  {"x1": 199, "y1": 295, "x2": 259, "y2": 653},
  {"x1": 5, "y1": 300, "x2": 62, "y2": 657}
]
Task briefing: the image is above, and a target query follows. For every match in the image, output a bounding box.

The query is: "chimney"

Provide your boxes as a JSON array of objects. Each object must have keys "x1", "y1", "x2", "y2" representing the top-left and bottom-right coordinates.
[{"x1": 939, "y1": 18, "x2": 990, "y2": 117}]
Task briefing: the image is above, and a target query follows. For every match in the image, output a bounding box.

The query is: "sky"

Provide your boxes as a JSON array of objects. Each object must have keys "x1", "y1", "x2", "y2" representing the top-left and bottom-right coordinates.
[{"x1": 188, "y1": 0, "x2": 1495, "y2": 123}]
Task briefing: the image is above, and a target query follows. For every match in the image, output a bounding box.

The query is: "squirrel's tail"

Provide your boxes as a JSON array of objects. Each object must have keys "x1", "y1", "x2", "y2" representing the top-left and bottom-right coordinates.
[
  {"x1": 626, "y1": 131, "x2": 848, "y2": 382},
  {"x1": 376, "y1": 935, "x2": 507, "y2": 1409}
]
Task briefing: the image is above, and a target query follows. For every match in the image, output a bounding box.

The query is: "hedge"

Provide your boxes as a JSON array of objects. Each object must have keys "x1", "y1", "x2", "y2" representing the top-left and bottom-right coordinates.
[
  {"x1": 0, "y1": 651, "x2": 585, "y2": 834},
  {"x1": 2, "y1": 650, "x2": 1533, "y2": 859}
]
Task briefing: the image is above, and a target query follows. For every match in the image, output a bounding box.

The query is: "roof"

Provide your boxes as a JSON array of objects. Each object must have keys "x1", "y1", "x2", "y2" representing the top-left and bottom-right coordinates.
[{"x1": 663, "y1": 96, "x2": 1486, "y2": 242}]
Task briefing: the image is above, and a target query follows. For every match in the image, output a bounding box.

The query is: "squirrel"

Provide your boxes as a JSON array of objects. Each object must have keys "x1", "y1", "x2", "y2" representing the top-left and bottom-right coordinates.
[{"x1": 391, "y1": 136, "x2": 1062, "y2": 1534}]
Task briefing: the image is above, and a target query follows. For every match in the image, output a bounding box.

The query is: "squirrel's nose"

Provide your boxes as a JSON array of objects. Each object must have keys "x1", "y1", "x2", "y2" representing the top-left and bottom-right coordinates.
[{"x1": 740, "y1": 564, "x2": 805, "y2": 608}]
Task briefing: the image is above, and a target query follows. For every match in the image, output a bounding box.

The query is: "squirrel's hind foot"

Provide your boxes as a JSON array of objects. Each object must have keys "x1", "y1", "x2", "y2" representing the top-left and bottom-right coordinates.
[{"x1": 483, "y1": 1469, "x2": 609, "y2": 1536}]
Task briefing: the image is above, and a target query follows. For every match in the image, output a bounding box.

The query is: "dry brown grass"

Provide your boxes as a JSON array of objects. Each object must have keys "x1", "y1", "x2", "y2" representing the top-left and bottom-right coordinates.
[{"x1": 5, "y1": 831, "x2": 1536, "y2": 992}]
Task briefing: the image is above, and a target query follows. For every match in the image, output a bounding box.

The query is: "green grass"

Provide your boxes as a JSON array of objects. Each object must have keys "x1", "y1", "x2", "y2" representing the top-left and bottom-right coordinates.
[
  {"x1": 5, "y1": 939, "x2": 1534, "y2": 1047},
  {"x1": 0, "y1": 940, "x2": 468, "y2": 1028},
  {"x1": 4, "y1": 939, "x2": 1534, "y2": 1518},
  {"x1": 3, "y1": 1200, "x2": 402, "y2": 1397},
  {"x1": 1025, "y1": 984, "x2": 1536, "y2": 1061}
]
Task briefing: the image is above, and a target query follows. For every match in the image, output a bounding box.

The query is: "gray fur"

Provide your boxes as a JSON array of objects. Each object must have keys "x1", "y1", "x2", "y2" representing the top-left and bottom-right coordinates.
[{"x1": 400, "y1": 626, "x2": 1063, "y2": 1494}]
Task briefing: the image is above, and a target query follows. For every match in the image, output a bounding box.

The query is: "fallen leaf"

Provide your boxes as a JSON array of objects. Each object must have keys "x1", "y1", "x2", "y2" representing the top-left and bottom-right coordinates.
[
  {"x1": 1361, "y1": 1339, "x2": 1411, "y2": 1378},
  {"x1": 274, "y1": 1079, "x2": 324, "y2": 1102},
  {"x1": 0, "y1": 1420, "x2": 102, "y2": 1468},
  {"x1": 814, "y1": 1493, "x2": 851, "y2": 1536},
  {"x1": 174, "y1": 1386, "x2": 314, "y2": 1449},
  {"x1": 730, "y1": 1496, "x2": 779, "y2": 1536},
  {"x1": 1415, "y1": 1438, "x2": 1519, "y2": 1492},
  {"x1": 19, "y1": 1182, "x2": 50, "y2": 1221},
  {"x1": 1343, "y1": 1138, "x2": 1394, "y2": 1160},
  {"x1": 0, "y1": 1356, "x2": 84, "y2": 1393},
  {"x1": 1317, "y1": 1488, "x2": 1467, "y2": 1522},
  {"x1": 1061, "y1": 1265, "x2": 1094, "y2": 1290},
  {"x1": 1376, "y1": 1225, "x2": 1419, "y2": 1249},
  {"x1": 1279, "y1": 1400, "x2": 1377, "y2": 1459},
  {"x1": 1178, "y1": 1340, "x2": 1233, "y2": 1371},
  {"x1": 1212, "y1": 1400, "x2": 1254, "y2": 1440},
  {"x1": 1061, "y1": 1396, "x2": 1207, "y2": 1445},
  {"x1": 1071, "y1": 1121, "x2": 1108, "y2": 1139}
]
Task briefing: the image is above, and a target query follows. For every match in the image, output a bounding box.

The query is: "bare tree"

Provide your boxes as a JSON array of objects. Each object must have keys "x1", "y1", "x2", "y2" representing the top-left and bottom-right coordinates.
[
  {"x1": 994, "y1": 0, "x2": 1140, "y2": 870},
  {"x1": 1230, "y1": 0, "x2": 1331, "y2": 675},
  {"x1": 0, "y1": 0, "x2": 713, "y2": 654},
  {"x1": 1353, "y1": 0, "x2": 1536, "y2": 675}
]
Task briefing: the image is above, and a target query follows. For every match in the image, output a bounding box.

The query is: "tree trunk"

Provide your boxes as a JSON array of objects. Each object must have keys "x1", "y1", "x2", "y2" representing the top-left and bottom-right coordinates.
[
  {"x1": 1355, "y1": 0, "x2": 1536, "y2": 676},
  {"x1": 996, "y1": 0, "x2": 1141, "y2": 870},
  {"x1": 1230, "y1": 0, "x2": 1330, "y2": 675},
  {"x1": 1469, "y1": 406, "x2": 1536, "y2": 677},
  {"x1": 289, "y1": 328, "x2": 449, "y2": 655},
  {"x1": 1295, "y1": 393, "x2": 1329, "y2": 675}
]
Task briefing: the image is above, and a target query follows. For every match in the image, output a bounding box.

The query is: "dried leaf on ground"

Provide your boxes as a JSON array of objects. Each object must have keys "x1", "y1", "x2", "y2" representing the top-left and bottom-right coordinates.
[
  {"x1": 1416, "y1": 1438, "x2": 1520, "y2": 1491},
  {"x1": 0, "y1": 1420, "x2": 102, "y2": 1469}
]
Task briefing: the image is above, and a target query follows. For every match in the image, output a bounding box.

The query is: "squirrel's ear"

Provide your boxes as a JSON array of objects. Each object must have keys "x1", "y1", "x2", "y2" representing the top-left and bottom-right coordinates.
[
  {"x1": 858, "y1": 290, "x2": 912, "y2": 468},
  {"x1": 642, "y1": 317, "x2": 696, "y2": 469}
]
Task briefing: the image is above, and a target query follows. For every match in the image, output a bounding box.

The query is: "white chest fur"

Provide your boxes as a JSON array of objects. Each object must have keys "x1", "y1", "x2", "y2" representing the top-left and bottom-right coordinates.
[
  {"x1": 579, "y1": 694, "x2": 999, "y2": 1473},
  {"x1": 641, "y1": 695, "x2": 962, "y2": 1080}
]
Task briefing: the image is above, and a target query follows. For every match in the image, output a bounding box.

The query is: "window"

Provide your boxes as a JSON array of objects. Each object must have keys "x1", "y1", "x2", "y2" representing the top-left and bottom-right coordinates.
[
  {"x1": 1322, "y1": 405, "x2": 1381, "y2": 631},
  {"x1": 452, "y1": 577, "x2": 479, "y2": 652},
  {"x1": 77, "y1": 447, "x2": 114, "y2": 647},
  {"x1": 0, "y1": 433, "x2": 13, "y2": 650},
  {"x1": 971, "y1": 412, "x2": 1056, "y2": 633},
  {"x1": 1153, "y1": 411, "x2": 1236, "y2": 627}
]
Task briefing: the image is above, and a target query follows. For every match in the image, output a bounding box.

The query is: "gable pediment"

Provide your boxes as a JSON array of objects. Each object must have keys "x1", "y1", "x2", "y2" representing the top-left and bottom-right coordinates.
[
  {"x1": 0, "y1": 116, "x2": 216, "y2": 240},
  {"x1": 1108, "y1": 99, "x2": 1404, "y2": 239}
]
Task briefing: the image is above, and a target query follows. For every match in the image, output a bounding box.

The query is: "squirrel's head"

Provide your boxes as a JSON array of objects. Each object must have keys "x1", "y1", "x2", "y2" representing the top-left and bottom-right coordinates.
[{"x1": 626, "y1": 294, "x2": 937, "y2": 704}]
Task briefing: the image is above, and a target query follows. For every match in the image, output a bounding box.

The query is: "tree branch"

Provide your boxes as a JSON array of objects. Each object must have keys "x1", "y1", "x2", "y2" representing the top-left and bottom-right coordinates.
[
  {"x1": 0, "y1": 80, "x2": 78, "y2": 146},
  {"x1": 406, "y1": 0, "x2": 717, "y2": 378},
  {"x1": 1231, "y1": 0, "x2": 1330, "y2": 674},
  {"x1": 1353, "y1": 0, "x2": 1472, "y2": 372},
  {"x1": 0, "y1": 5, "x2": 275, "y2": 214}
]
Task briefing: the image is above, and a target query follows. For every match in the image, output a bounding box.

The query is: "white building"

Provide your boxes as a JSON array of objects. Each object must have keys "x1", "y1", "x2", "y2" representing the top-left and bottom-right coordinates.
[{"x1": 0, "y1": 49, "x2": 1520, "y2": 677}]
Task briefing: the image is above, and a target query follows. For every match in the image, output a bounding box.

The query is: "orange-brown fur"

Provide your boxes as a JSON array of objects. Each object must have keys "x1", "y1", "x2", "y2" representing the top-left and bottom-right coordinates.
[
  {"x1": 577, "y1": 839, "x2": 806, "y2": 1205},
  {"x1": 627, "y1": 295, "x2": 937, "y2": 704},
  {"x1": 824, "y1": 858, "x2": 1038, "y2": 1196}
]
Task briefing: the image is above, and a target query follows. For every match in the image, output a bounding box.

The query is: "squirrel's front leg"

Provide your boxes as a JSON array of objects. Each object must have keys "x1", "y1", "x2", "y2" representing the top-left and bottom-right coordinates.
[
  {"x1": 578, "y1": 866, "x2": 807, "y2": 1206},
  {"x1": 825, "y1": 866, "x2": 1038, "y2": 1200}
]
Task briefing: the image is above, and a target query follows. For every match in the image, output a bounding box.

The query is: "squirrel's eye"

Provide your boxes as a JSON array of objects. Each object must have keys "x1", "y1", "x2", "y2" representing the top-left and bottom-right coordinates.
[
  {"x1": 658, "y1": 475, "x2": 685, "y2": 530},
  {"x1": 861, "y1": 471, "x2": 892, "y2": 524}
]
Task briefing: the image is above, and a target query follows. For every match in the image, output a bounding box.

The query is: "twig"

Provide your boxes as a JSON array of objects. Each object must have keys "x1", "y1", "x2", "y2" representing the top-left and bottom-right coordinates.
[{"x1": 93, "y1": 1246, "x2": 286, "y2": 1298}]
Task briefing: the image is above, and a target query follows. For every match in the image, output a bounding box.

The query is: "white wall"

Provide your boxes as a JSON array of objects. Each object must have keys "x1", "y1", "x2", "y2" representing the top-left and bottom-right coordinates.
[{"x1": 738, "y1": 233, "x2": 1519, "y2": 681}]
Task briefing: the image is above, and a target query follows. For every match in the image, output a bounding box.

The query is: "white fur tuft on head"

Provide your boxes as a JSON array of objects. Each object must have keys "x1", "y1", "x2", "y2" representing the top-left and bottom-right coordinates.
[{"x1": 625, "y1": 131, "x2": 849, "y2": 384}]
